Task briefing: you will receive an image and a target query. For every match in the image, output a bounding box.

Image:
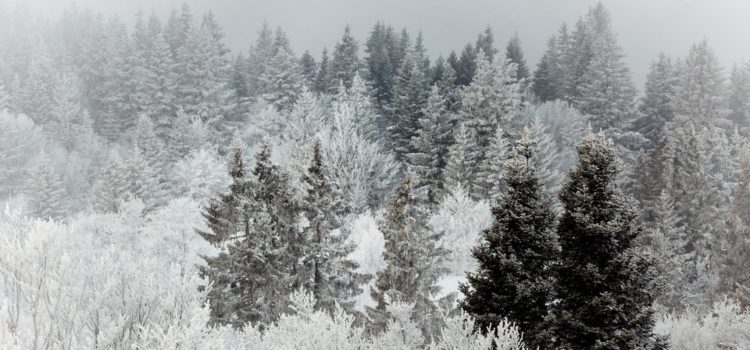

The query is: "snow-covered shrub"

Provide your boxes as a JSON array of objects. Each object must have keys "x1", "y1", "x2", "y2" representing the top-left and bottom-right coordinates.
[
  {"x1": 430, "y1": 185, "x2": 492, "y2": 275},
  {"x1": 655, "y1": 298, "x2": 750, "y2": 349}
]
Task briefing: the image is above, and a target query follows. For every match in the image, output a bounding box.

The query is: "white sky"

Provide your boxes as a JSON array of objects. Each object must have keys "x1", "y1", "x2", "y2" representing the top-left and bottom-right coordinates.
[{"x1": 8, "y1": 0, "x2": 750, "y2": 88}]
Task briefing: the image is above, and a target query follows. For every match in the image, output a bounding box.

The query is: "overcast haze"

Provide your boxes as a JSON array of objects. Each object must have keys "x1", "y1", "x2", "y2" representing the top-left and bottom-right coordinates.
[{"x1": 12, "y1": 0, "x2": 750, "y2": 89}]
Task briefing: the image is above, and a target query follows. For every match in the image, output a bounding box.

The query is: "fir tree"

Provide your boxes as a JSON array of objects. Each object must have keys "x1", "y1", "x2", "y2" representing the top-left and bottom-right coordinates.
[
  {"x1": 576, "y1": 8, "x2": 636, "y2": 134},
  {"x1": 365, "y1": 22, "x2": 397, "y2": 114},
  {"x1": 672, "y1": 40, "x2": 727, "y2": 128},
  {"x1": 443, "y1": 122, "x2": 481, "y2": 197},
  {"x1": 551, "y1": 133, "x2": 665, "y2": 349},
  {"x1": 329, "y1": 25, "x2": 360, "y2": 91},
  {"x1": 716, "y1": 157, "x2": 750, "y2": 307},
  {"x1": 475, "y1": 26, "x2": 497, "y2": 61},
  {"x1": 407, "y1": 85, "x2": 452, "y2": 203},
  {"x1": 301, "y1": 142, "x2": 369, "y2": 313},
  {"x1": 299, "y1": 51, "x2": 318, "y2": 87},
  {"x1": 505, "y1": 33, "x2": 530, "y2": 84},
  {"x1": 29, "y1": 152, "x2": 67, "y2": 220},
  {"x1": 635, "y1": 54, "x2": 676, "y2": 147},
  {"x1": 455, "y1": 44, "x2": 477, "y2": 86},
  {"x1": 475, "y1": 126, "x2": 510, "y2": 202},
  {"x1": 91, "y1": 150, "x2": 126, "y2": 213},
  {"x1": 727, "y1": 62, "x2": 750, "y2": 135},
  {"x1": 368, "y1": 174, "x2": 447, "y2": 337},
  {"x1": 315, "y1": 47, "x2": 332, "y2": 94},
  {"x1": 460, "y1": 131, "x2": 557, "y2": 350},
  {"x1": 200, "y1": 144, "x2": 300, "y2": 328},
  {"x1": 532, "y1": 36, "x2": 563, "y2": 102},
  {"x1": 389, "y1": 47, "x2": 428, "y2": 159}
]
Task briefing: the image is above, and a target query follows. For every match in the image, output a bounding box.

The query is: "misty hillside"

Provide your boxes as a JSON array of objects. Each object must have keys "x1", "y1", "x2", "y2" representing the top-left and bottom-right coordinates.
[{"x1": 0, "y1": 1, "x2": 748, "y2": 349}]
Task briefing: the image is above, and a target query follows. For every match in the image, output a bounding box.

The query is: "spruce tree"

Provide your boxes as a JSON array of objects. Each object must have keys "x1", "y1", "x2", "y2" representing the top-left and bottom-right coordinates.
[
  {"x1": 199, "y1": 144, "x2": 300, "y2": 328},
  {"x1": 368, "y1": 174, "x2": 447, "y2": 337},
  {"x1": 475, "y1": 26, "x2": 497, "y2": 61},
  {"x1": 727, "y1": 62, "x2": 750, "y2": 135},
  {"x1": 475, "y1": 126, "x2": 510, "y2": 202},
  {"x1": 29, "y1": 152, "x2": 67, "y2": 220},
  {"x1": 460, "y1": 130, "x2": 557, "y2": 350},
  {"x1": 443, "y1": 122, "x2": 481, "y2": 197},
  {"x1": 301, "y1": 141, "x2": 369, "y2": 313},
  {"x1": 315, "y1": 47, "x2": 332, "y2": 94},
  {"x1": 389, "y1": 47, "x2": 428, "y2": 159},
  {"x1": 505, "y1": 33, "x2": 530, "y2": 84},
  {"x1": 672, "y1": 40, "x2": 727, "y2": 128},
  {"x1": 299, "y1": 51, "x2": 318, "y2": 87},
  {"x1": 532, "y1": 36, "x2": 563, "y2": 102},
  {"x1": 407, "y1": 85, "x2": 452, "y2": 203},
  {"x1": 91, "y1": 150, "x2": 126, "y2": 213},
  {"x1": 635, "y1": 54, "x2": 676, "y2": 147},
  {"x1": 551, "y1": 133, "x2": 665, "y2": 349},
  {"x1": 329, "y1": 25, "x2": 360, "y2": 91}
]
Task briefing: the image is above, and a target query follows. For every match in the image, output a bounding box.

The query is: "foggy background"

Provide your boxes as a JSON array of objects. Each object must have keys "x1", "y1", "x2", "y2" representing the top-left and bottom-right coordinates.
[{"x1": 10, "y1": 0, "x2": 750, "y2": 92}]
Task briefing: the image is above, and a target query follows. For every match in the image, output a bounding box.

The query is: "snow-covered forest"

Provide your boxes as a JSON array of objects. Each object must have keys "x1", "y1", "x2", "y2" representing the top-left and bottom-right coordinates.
[{"x1": 0, "y1": 1, "x2": 749, "y2": 349}]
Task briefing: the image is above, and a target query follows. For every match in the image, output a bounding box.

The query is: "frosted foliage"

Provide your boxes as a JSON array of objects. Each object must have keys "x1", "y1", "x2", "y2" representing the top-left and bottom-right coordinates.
[
  {"x1": 345, "y1": 212, "x2": 386, "y2": 310},
  {"x1": 172, "y1": 148, "x2": 230, "y2": 204},
  {"x1": 430, "y1": 185, "x2": 492, "y2": 275},
  {"x1": 655, "y1": 299, "x2": 750, "y2": 350}
]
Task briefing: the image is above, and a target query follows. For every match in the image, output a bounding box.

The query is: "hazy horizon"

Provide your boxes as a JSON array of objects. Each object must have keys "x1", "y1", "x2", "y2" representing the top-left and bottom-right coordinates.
[{"x1": 8, "y1": 0, "x2": 750, "y2": 88}]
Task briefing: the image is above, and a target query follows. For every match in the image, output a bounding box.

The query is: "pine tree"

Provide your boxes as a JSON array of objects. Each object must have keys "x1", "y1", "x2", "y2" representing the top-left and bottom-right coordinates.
[
  {"x1": 91, "y1": 150, "x2": 126, "y2": 213},
  {"x1": 407, "y1": 85, "x2": 452, "y2": 203},
  {"x1": 475, "y1": 126, "x2": 510, "y2": 202},
  {"x1": 29, "y1": 152, "x2": 67, "y2": 220},
  {"x1": 635, "y1": 54, "x2": 676, "y2": 147},
  {"x1": 460, "y1": 133, "x2": 557, "y2": 350},
  {"x1": 443, "y1": 122, "x2": 481, "y2": 197},
  {"x1": 329, "y1": 25, "x2": 360, "y2": 91},
  {"x1": 368, "y1": 175, "x2": 447, "y2": 337},
  {"x1": 505, "y1": 33, "x2": 530, "y2": 84},
  {"x1": 301, "y1": 142, "x2": 368, "y2": 313},
  {"x1": 551, "y1": 133, "x2": 665, "y2": 349}
]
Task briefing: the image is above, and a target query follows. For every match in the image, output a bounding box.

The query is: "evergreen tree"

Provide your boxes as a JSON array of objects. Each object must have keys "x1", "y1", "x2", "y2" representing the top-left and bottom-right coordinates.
[
  {"x1": 91, "y1": 150, "x2": 126, "y2": 213},
  {"x1": 648, "y1": 190, "x2": 690, "y2": 311},
  {"x1": 460, "y1": 51, "x2": 522, "y2": 156},
  {"x1": 299, "y1": 51, "x2": 318, "y2": 87},
  {"x1": 672, "y1": 40, "x2": 727, "y2": 128},
  {"x1": 505, "y1": 33, "x2": 530, "y2": 84},
  {"x1": 551, "y1": 133, "x2": 665, "y2": 349},
  {"x1": 389, "y1": 47, "x2": 428, "y2": 159},
  {"x1": 443, "y1": 122, "x2": 481, "y2": 197},
  {"x1": 716, "y1": 158, "x2": 750, "y2": 307},
  {"x1": 29, "y1": 152, "x2": 67, "y2": 220},
  {"x1": 635, "y1": 54, "x2": 676, "y2": 147},
  {"x1": 460, "y1": 131, "x2": 557, "y2": 350},
  {"x1": 365, "y1": 22, "x2": 397, "y2": 114},
  {"x1": 407, "y1": 85, "x2": 452, "y2": 203},
  {"x1": 200, "y1": 144, "x2": 300, "y2": 328},
  {"x1": 329, "y1": 25, "x2": 360, "y2": 91},
  {"x1": 455, "y1": 44, "x2": 477, "y2": 86},
  {"x1": 260, "y1": 38, "x2": 303, "y2": 111},
  {"x1": 475, "y1": 126, "x2": 510, "y2": 202},
  {"x1": 727, "y1": 62, "x2": 750, "y2": 135},
  {"x1": 576, "y1": 7, "x2": 636, "y2": 134},
  {"x1": 475, "y1": 26, "x2": 497, "y2": 61},
  {"x1": 301, "y1": 142, "x2": 368, "y2": 313},
  {"x1": 532, "y1": 36, "x2": 563, "y2": 102},
  {"x1": 315, "y1": 47, "x2": 332, "y2": 94},
  {"x1": 368, "y1": 175, "x2": 447, "y2": 337}
]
